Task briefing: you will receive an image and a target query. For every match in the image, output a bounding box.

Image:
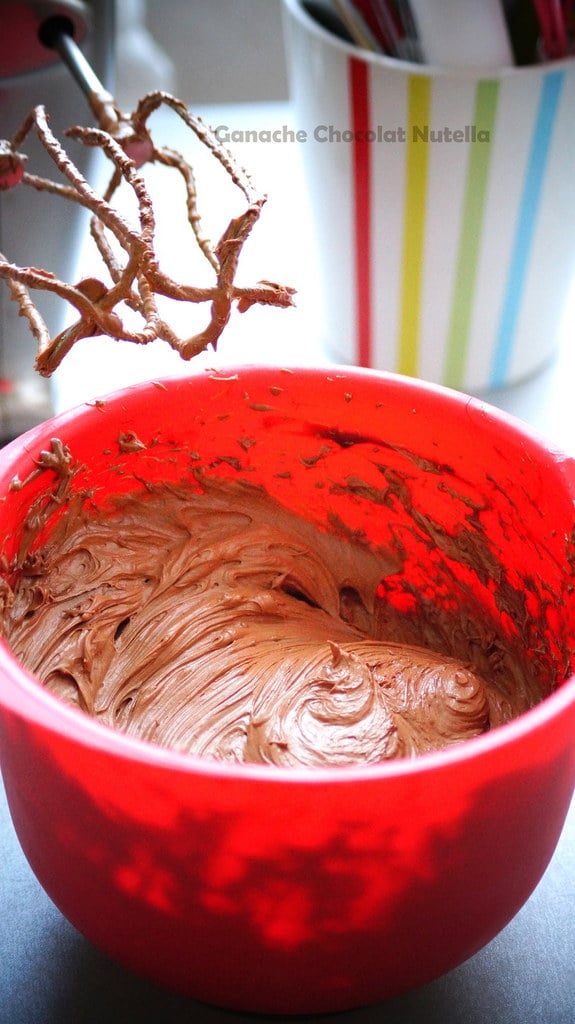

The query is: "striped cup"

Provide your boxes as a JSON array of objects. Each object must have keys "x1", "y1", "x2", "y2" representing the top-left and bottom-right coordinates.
[{"x1": 282, "y1": 0, "x2": 575, "y2": 392}]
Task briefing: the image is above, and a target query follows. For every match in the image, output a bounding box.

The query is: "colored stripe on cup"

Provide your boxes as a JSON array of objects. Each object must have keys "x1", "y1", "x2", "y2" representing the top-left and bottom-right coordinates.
[
  {"x1": 350, "y1": 56, "x2": 373, "y2": 367},
  {"x1": 490, "y1": 70, "x2": 565, "y2": 388},
  {"x1": 347, "y1": 60, "x2": 565, "y2": 389},
  {"x1": 397, "y1": 74, "x2": 431, "y2": 377},
  {"x1": 443, "y1": 80, "x2": 500, "y2": 390}
]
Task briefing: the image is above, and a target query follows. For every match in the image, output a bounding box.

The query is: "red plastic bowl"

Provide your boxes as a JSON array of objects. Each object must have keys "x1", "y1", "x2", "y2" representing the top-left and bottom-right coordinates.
[{"x1": 0, "y1": 365, "x2": 574, "y2": 1015}]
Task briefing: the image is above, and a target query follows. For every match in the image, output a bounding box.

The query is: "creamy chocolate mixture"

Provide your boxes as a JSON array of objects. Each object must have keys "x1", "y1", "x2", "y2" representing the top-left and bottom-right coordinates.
[{"x1": 0, "y1": 476, "x2": 539, "y2": 767}]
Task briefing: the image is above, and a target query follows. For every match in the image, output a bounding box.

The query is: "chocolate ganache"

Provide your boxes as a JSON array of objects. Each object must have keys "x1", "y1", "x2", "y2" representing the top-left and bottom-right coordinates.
[{"x1": 0, "y1": 475, "x2": 538, "y2": 767}]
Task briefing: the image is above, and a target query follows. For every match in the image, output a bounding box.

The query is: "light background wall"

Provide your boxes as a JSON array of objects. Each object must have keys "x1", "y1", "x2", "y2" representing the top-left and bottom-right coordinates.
[{"x1": 143, "y1": 0, "x2": 289, "y2": 104}]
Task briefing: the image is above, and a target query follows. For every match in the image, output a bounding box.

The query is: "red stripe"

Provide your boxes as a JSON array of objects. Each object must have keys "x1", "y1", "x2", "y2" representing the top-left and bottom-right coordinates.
[{"x1": 349, "y1": 57, "x2": 372, "y2": 367}]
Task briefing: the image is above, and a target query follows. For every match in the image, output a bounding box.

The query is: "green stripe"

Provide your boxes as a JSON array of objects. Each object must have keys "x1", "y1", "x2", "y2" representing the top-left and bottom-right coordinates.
[{"x1": 443, "y1": 79, "x2": 500, "y2": 389}]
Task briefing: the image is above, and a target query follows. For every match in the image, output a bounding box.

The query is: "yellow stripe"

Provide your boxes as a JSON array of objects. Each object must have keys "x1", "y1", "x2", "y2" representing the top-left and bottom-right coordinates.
[{"x1": 397, "y1": 75, "x2": 431, "y2": 377}]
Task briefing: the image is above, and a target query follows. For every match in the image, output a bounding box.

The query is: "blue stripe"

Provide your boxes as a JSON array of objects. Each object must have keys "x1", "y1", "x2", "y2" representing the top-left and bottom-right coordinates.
[{"x1": 490, "y1": 71, "x2": 565, "y2": 387}]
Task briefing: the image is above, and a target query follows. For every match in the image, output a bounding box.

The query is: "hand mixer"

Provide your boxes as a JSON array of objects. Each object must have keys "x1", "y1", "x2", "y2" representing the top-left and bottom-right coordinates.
[{"x1": 0, "y1": 1, "x2": 294, "y2": 439}]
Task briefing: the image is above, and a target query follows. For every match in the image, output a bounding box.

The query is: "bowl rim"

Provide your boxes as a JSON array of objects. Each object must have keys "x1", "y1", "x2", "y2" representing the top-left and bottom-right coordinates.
[
  {"x1": 0, "y1": 362, "x2": 574, "y2": 785},
  {"x1": 2, "y1": 636, "x2": 575, "y2": 784}
]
